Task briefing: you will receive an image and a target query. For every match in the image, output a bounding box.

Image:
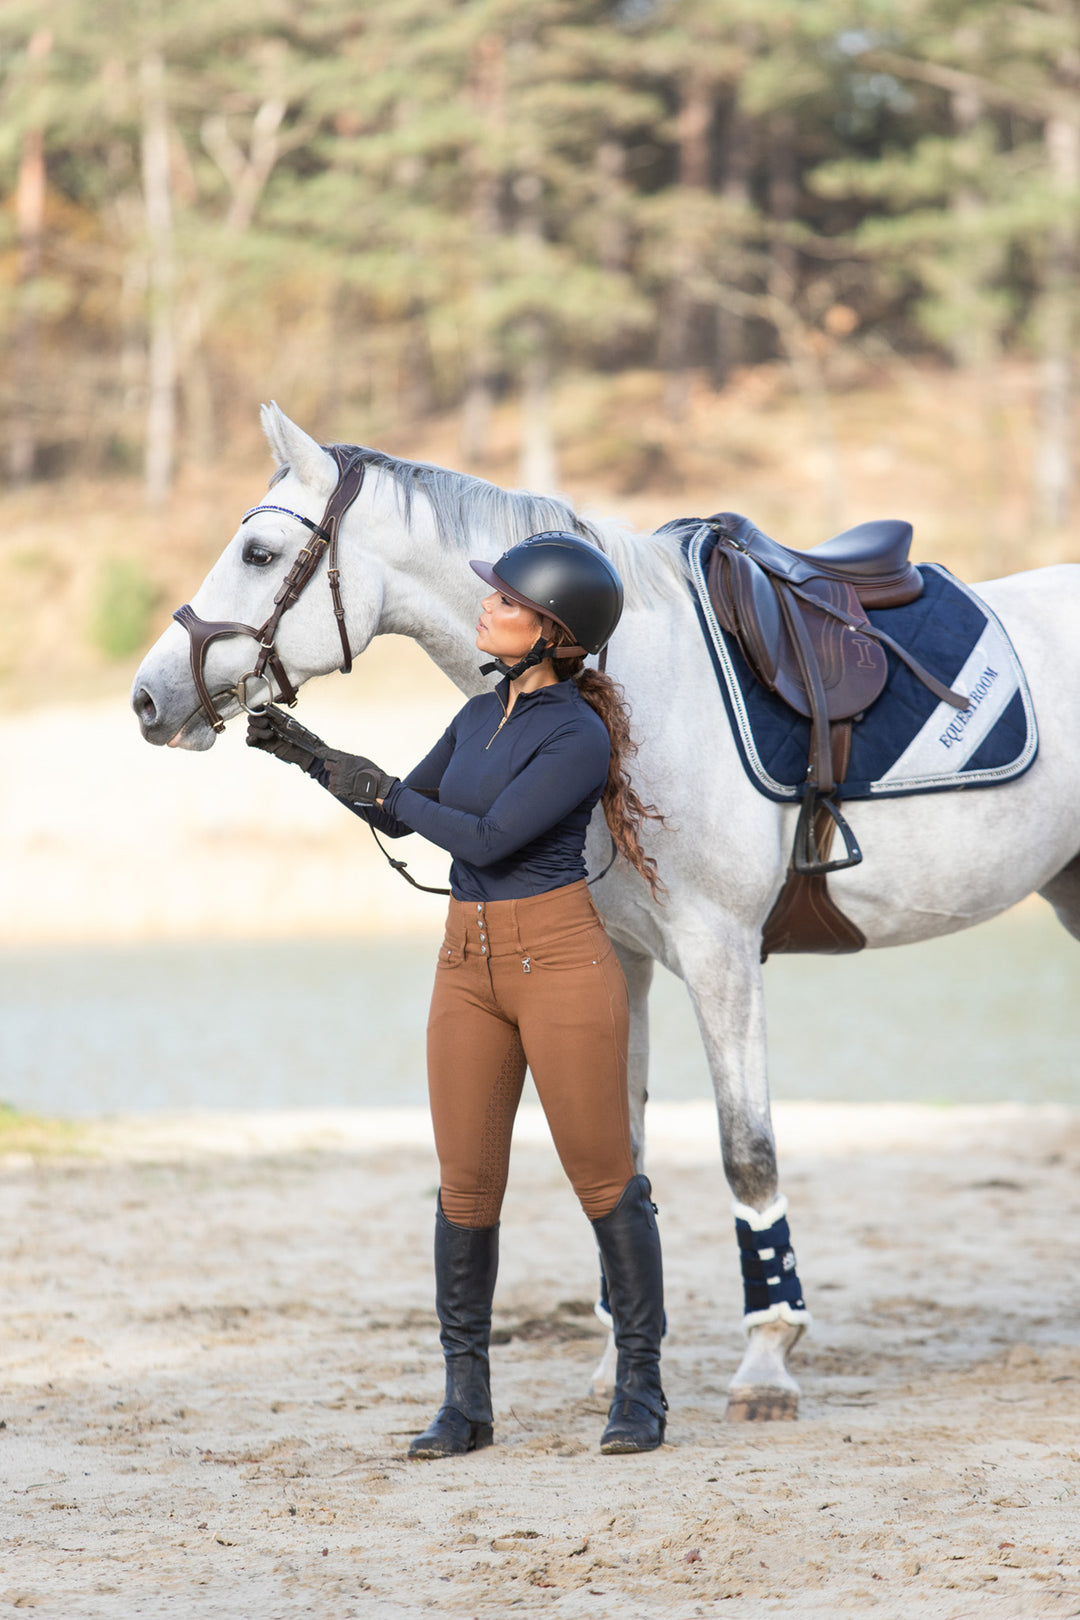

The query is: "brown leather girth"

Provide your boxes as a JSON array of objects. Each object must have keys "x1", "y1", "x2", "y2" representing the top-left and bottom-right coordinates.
[{"x1": 760, "y1": 724, "x2": 867, "y2": 960}]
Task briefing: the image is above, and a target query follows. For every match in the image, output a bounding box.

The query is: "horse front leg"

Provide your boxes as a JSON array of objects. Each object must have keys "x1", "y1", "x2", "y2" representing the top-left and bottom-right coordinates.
[
  {"x1": 589, "y1": 942, "x2": 654, "y2": 1398},
  {"x1": 685, "y1": 931, "x2": 810, "y2": 1422}
]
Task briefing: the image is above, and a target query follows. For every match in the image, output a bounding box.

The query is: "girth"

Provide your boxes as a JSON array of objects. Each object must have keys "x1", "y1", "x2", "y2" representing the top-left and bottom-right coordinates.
[{"x1": 172, "y1": 446, "x2": 366, "y2": 733}]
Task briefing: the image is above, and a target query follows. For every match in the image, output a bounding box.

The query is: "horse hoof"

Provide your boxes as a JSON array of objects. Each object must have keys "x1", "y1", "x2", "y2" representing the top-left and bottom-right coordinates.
[{"x1": 725, "y1": 1387, "x2": 798, "y2": 1423}]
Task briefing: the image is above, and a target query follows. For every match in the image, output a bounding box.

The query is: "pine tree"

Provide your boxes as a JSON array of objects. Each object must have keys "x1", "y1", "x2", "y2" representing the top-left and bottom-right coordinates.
[{"x1": 846, "y1": 0, "x2": 1080, "y2": 528}]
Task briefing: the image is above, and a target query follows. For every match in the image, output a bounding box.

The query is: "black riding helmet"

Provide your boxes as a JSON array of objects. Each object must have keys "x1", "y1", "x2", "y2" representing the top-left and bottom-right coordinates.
[{"x1": 470, "y1": 532, "x2": 624, "y2": 658}]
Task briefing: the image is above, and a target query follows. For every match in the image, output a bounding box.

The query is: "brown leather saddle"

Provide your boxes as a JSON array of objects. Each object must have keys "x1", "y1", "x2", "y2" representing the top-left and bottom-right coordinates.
[{"x1": 702, "y1": 513, "x2": 969, "y2": 958}]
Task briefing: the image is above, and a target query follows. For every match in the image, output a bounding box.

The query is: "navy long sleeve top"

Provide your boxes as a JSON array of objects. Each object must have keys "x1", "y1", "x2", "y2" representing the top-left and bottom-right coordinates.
[{"x1": 320, "y1": 677, "x2": 610, "y2": 902}]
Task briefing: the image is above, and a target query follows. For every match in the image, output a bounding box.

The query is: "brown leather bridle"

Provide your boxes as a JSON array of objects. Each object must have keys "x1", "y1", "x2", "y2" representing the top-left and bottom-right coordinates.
[{"x1": 173, "y1": 446, "x2": 366, "y2": 733}]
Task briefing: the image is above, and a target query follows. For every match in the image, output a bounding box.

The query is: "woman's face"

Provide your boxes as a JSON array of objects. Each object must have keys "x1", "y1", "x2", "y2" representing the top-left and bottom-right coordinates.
[{"x1": 476, "y1": 590, "x2": 543, "y2": 659}]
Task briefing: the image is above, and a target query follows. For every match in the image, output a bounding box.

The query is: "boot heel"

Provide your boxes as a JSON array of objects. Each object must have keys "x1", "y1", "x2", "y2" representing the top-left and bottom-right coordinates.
[
  {"x1": 591, "y1": 1176, "x2": 667, "y2": 1456},
  {"x1": 408, "y1": 1405, "x2": 493, "y2": 1460},
  {"x1": 600, "y1": 1397, "x2": 666, "y2": 1454}
]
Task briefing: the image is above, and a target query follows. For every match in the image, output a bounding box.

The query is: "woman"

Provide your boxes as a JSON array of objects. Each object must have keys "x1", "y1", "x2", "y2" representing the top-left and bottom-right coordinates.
[{"x1": 246, "y1": 531, "x2": 667, "y2": 1457}]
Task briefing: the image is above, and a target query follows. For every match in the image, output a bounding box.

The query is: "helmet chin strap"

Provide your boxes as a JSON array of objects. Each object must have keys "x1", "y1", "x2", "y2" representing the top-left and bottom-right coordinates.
[
  {"x1": 479, "y1": 632, "x2": 590, "y2": 681},
  {"x1": 478, "y1": 634, "x2": 553, "y2": 681}
]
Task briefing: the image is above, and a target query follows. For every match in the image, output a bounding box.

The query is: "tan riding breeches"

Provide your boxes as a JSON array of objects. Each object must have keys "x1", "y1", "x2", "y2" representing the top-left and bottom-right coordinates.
[{"x1": 426, "y1": 880, "x2": 635, "y2": 1228}]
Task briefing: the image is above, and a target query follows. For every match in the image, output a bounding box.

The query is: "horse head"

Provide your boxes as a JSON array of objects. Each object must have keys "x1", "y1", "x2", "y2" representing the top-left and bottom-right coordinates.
[{"x1": 131, "y1": 404, "x2": 397, "y2": 750}]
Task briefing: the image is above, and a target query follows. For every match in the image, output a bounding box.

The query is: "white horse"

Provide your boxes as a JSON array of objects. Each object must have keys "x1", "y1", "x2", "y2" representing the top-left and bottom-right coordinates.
[{"x1": 132, "y1": 404, "x2": 1080, "y2": 1420}]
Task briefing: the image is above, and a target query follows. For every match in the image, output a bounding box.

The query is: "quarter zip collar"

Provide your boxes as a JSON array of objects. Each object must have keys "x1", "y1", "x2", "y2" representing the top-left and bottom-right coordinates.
[
  {"x1": 487, "y1": 674, "x2": 577, "y2": 750},
  {"x1": 495, "y1": 675, "x2": 577, "y2": 710}
]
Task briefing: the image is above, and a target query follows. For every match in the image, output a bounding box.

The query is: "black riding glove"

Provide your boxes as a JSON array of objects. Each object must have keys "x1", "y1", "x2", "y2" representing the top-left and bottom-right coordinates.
[
  {"x1": 325, "y1": 754, "x2": 399, "y2": 807},
  {"x1": 246, "y1": 706, "x2": 396, "y2": 804},
  {"x1": 245, "y1": 706, "x2": 330, "y2": 774}
]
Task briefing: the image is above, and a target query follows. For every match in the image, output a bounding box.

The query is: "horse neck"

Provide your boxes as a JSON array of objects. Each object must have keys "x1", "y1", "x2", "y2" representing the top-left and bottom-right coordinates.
[
  {"x1": 341, "y1": 463, "x2": 695, "y2": 700},
  {"x1": 358, "y1": 500, "x2": 494, "y2": 696}
]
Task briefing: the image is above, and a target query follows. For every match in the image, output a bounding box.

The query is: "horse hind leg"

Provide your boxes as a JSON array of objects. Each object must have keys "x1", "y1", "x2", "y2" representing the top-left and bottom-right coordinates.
[{"x1": 1040, "y1": 852, "x2": 1080, "y2": 941}]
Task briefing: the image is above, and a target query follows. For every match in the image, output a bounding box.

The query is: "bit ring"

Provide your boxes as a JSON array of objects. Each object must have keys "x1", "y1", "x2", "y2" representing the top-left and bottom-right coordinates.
[{"x1": 236, "y1": 671, "x2": 275, "y2": 715}]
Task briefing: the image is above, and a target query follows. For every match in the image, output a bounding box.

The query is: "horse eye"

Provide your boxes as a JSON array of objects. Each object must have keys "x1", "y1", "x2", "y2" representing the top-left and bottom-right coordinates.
[{"x1": 242, "y1": 540, "x2": 275, "y2": 567}]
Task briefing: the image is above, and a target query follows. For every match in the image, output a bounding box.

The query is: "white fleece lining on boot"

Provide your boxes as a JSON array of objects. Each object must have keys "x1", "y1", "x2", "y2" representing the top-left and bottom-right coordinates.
[{"x1": 731, "y1": 1193, "x2": 788, "y2": 1229}]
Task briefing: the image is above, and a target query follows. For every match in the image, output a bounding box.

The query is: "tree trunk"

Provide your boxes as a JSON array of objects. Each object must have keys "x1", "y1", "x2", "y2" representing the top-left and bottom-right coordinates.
[
  {"x1": 177, "y1": 299, "x2": 214, "y2": 474},
  {"x1": 663, "y1": 70, "x2": 713, "y2": 422},
  {"x1": 948, "y1": 82, "x2": 1008, "y2": 569},
  {"x1": 515, "y1": 170, "x2": 558, "y2": 493},
  {"x1": 140, "y1": 49, "x2": 176, "y2": 505},
  {"x1": 460, "y1": 35, "x2": 504, "y2": 467},
  {"x1": 401, "y1": 302, "x2": 435, "y2": 422},
  {"x1": 461, "y1": 367, "x2": 495, "y2": 467},
  {"x1": 714, "y1": 91, "x2": 752, "y2": 390},
  {"x1": 595, "y1": 138, "x2": 629, "y2": 274},
  {"x1": 9, "y1": 28, "x2": 52, "y2": 484},
  {"x1": 767, "y1": 110, "x2": 798, "y2": 294},
  {"x1": 659, "y1": 283, "x2": 692, "y2": 422},
  {"x1": 678, "y1": 68, "x2": 711, "y2": 189},
  {"x1": 1036, "y1": 109, "x2": 1079, "y2": 531},
  {"x1": 201, "y1": 96, "x2": 287, "y2": 236},
  {"x1": 519, "y1": 316, "x2": 557, "y2": 493}
]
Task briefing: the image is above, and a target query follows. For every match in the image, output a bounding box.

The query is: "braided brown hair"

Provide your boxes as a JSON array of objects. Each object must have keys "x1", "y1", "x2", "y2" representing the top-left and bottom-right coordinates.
[{"x1": 542, "y1": 621, "x2": 665, "y2": 900}]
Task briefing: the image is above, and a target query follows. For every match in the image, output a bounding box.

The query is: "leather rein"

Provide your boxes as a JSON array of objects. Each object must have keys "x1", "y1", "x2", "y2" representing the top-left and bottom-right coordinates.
[{"x1": 172, "y1": 445, "x2": 366, "y2": 733}]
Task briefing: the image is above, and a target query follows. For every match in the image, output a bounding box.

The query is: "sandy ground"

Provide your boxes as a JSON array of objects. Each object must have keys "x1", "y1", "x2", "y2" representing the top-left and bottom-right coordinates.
[{"x1": 2, "y1": 1101, "x2": 1079, "y2": 1619}]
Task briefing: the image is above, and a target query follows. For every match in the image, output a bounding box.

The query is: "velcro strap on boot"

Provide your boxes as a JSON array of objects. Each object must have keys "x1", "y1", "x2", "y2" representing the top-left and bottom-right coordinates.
[{"x1": 734, "y1": 1210, "x2": 806, "y2": 1316}]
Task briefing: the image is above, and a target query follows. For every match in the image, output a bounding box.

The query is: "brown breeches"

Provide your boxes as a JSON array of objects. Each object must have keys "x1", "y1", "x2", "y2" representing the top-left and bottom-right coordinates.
[{"x1": 426, "y1": 880, "x2": 636, "y2": 1228}]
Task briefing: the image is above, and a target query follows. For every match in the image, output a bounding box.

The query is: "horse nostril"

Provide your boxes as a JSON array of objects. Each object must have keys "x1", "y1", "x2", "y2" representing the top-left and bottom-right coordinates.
[{"x1": 134, "y1": 687, "x2": 158, "y2": 727}]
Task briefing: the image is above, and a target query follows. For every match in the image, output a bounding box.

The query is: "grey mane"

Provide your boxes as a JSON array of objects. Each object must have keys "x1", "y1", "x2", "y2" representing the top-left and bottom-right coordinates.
[
  {"x1": 338, "y1": 444, "x2": 601, "y2": 549},
  {"x1": 327, "y1": 444, "x2": 693, "y2": 608}
]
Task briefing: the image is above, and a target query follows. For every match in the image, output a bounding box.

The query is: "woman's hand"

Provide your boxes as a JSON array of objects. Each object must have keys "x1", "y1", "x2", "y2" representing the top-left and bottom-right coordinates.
[
  {"x1": 246, "y1": 708, "x2": 397, "y2": 803},
  {"x1": 325, "y1": 754, "x2": 398, "y2": 807},
  {"x1": 245, "y1": 706, "x2": 328, "y2": 773}
]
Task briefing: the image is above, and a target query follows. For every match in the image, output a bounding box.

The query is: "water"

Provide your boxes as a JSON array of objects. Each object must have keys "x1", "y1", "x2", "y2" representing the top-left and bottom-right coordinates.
[{"x1": 0, "y1": 905, "x2": 1074, "y2": 1117}]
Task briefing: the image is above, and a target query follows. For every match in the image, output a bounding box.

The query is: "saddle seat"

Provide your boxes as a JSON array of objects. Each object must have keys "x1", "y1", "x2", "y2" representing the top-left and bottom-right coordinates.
[
  {"x1": 805, "y1": 518, "x2": 916, "y2": 582},
  {"x1": 717, "y1": 513, "x2": 922, "y2": 609}
]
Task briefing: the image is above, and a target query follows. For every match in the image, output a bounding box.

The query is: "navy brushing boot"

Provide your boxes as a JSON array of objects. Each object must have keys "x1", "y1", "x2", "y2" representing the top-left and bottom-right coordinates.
[
  {"x1": 590, "y1": 1175, "x2": 667, "y2": 1454},
  {"x1": 409, "y1": 1198, "x2": 499, "y2": 1460}
]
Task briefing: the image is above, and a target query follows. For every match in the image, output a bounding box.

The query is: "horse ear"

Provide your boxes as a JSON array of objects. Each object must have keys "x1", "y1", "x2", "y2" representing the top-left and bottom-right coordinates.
[{"x1": 260, "y1": 402, "x2": 338, "y2": 496}]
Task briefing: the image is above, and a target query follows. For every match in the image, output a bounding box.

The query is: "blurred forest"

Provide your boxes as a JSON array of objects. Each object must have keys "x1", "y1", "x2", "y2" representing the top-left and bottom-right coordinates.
[{"x1": 1, "y1": 0, "x2": 1078, "y2": 694}]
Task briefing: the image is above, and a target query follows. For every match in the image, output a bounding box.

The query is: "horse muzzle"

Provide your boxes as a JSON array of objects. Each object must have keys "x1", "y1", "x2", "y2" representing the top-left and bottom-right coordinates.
[{"x1": 170, "y1": 602, "x2": 296, "y2": 737}]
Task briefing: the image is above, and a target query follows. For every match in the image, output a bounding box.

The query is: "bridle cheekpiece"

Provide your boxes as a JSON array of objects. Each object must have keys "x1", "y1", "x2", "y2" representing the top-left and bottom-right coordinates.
[{"x1": 172, "y1": 445, "x2": 365, "y2": 733}]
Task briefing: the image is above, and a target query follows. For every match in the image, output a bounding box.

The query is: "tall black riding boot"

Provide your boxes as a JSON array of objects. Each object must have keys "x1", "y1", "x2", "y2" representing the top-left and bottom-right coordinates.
[
  {"x1": 590, "y1": 1174, "x2": 667, "y2": 1454},
  {"x1": 408, "y1": 1197, "x2": 498, "y2": 1460}
]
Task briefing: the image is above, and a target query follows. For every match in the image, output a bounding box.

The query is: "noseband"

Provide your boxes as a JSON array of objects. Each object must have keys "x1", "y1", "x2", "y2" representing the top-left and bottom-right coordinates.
[{"x1": 172, "y1": 446, "x2": 366, "y2": 733}]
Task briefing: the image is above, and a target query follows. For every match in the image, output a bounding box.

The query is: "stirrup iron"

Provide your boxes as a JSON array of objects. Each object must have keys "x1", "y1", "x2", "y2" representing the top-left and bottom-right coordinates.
[{"x1": 792, "y1": 790, "x2": 862, "y2": 876}]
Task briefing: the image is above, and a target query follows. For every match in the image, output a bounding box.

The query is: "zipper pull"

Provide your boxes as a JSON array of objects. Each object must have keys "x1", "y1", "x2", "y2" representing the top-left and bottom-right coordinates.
[{"x1": 521, "y1": 957, "x2": 531, "y2": 975}]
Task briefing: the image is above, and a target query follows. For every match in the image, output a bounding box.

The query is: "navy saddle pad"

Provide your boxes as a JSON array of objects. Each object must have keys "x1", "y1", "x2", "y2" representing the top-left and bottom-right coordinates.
[{"x1": 685, "y1": 528, "x2": 1038, "y2": 803}]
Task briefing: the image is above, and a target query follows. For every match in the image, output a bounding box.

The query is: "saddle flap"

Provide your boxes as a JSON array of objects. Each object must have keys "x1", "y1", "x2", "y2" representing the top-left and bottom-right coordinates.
[
  {"x1": 707, "y1": 543, "x2": 783, "y2": 688},
  {"x1": 707, "y1": 545, "x2": 888, "y2": 721},
  {"x1": 771, "y1": 578, "x2": 888, "y2": 721}
]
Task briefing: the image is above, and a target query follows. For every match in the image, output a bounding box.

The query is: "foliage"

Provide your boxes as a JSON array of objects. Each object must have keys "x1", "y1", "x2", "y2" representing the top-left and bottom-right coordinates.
[
  {"x1": 90, "y1": 558, "x2": 160, "y2": 658},
  {"x1": 0, "y1": 0, "x2": 1077, "y2": 519},
  {"x1": 0, "y1": 1102, "x2": 82, "y2": 1157}
]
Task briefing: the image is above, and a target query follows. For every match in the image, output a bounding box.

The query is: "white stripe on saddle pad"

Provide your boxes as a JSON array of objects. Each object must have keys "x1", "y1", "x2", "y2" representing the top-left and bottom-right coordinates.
[{"x1": 875, "y1": 614, "x2": 1019, "y2": 787}]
